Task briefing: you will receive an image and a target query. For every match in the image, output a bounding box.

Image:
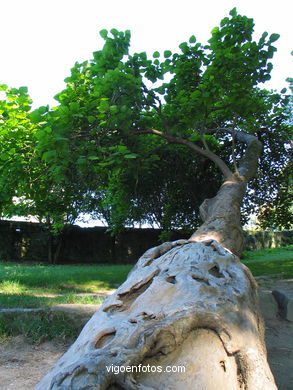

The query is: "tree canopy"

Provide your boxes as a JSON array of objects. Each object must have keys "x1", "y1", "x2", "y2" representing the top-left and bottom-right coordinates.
[{"x1": 0, "y1": 8, "x2": 292, "y2": 233}]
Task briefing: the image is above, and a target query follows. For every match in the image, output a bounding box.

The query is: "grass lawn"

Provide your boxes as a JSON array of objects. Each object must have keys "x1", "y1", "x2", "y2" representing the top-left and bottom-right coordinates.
[
  {"x1": 0, "y1": 263, "x2": 133, "y2": 308},
  {"x1": 0, "y1": 245, "x2": 292, "y2": 309},
  {"x1": 242, "y1": 245, "x2": 293, "y2": 278},
  {"x1": 0, "y1": 246, "x2": 292, "y2": 342}
]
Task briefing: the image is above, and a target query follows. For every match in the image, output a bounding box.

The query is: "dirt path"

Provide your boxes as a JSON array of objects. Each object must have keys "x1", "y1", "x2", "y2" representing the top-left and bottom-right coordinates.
[
  {"x1": 0, "y1": 336, "x2": 68, "y2": 390},
  {"x1": 0, "y1": 278, "x2": 292, "y2": 390},
  {"x1": 265, "y1": 318, "x2": 293, "y2": 390},
  {"x1": 257, "y1": 277, "x2": 293, "y2": 390},
  {"x1": 1, "y1": 323, "x2": 292, "y2": 390}
]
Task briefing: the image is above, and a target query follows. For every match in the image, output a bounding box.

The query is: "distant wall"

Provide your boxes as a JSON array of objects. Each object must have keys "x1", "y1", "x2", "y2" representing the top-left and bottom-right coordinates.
[
  {"x1": 0, "y1": 220, "x2": 292, "y2": 264},
  {"x1": 243, "y1": 230, "x2": 293, "y2": 251}
]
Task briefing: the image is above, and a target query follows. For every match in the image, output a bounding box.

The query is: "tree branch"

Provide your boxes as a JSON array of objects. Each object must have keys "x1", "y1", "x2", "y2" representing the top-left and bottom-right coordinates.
[
  {"x1": 234, "y1": 130, "x2": 262, "y2": 181},
  {"x1": 134, "y1": 128, "x2": 233, "y2": 179},
  {"x1": 201, "y1": 136, "x2": 210, "y2": 151},
  {"x1": 197, "y1": 127, "x2": 263, "y2": 182},
  {"x1": 231, "y1": 131, "x2": 239, "y2": 174}
]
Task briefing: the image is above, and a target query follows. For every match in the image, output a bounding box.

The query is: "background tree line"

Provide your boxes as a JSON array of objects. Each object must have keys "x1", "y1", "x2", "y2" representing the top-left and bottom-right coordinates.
[{"x1": 0, "y1": 9, "x2": 292, "y2": 242}]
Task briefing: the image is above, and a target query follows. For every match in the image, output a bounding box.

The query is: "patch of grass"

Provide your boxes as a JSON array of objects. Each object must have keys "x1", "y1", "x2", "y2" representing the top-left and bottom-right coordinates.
[
  {"x1": 0, "y1": 312, "x2": 80, "y2": 344},
  {"x1": 0, "y1": 263, "x2": 132, "y2": 292},
  {"x1": 0, "y1": 263, "x2": 133, "y2": 308},
  {"x1": 0, "y1": 293, "x2": 105, "y2": 308},
  {"x1": 242, "y1": 245, "x2": 293, "y2": 278},
  {"x1": 0, "y1": 280, "x2": 25, "y2": 294},
  {"x1": 0, "y1": 317, "x2": 11, "y2": 342},
  {"x1": 1, "y1": 247, "x2": 292, "y2": 309},
  {"x1": 242, "y1": 245, "x2": 293, "y2": 261}
]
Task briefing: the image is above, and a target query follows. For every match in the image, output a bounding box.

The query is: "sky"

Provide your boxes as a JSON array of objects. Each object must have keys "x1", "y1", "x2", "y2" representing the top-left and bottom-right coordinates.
[{"x1": 0, "y1": 0, "x2": 292, "y2": 109}]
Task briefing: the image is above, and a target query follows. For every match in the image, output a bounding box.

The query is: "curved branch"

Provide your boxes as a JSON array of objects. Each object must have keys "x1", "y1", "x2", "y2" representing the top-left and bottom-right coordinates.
[
  {"x1": 231, "y1": 132, "x2": 239, "y2": 174},
  {"x1": 133, "y1": 126, "x2": 262, "y2": 183},
  {"x1": 135, "y1": 128, "x2": 233, "y2": 179},
  {"x1": 234, "y1": 130, "x2": 262, "y2": 181},
  {"x1": 197, "y1": 127, "x2": 263, "y2": 182}
]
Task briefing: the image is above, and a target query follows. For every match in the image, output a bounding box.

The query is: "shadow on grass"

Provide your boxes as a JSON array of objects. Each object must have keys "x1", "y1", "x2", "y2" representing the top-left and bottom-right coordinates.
[
  {"x1": 0, "y1": 311, "x2": 81, "y2": 343},
  {"x1": 0, "y1": 293, "x2": 106, "y2": 308}
]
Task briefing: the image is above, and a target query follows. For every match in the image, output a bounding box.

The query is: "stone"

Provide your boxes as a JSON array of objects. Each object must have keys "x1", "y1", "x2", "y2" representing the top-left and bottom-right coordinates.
[
  {"x1": 272, "y1": 290, "x2": 289, "y2": 319},
  {"x1": 258, "y1": 291, "x2": 278, "y2": 320},
  {"x1": 287, "y1": 298, "x2": 293, "y2": 322}
]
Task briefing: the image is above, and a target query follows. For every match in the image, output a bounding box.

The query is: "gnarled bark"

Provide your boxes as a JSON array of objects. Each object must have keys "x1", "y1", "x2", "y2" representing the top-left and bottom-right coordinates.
[
  {"x1": 190, "y1": 177, "x2": 246, "y2": 256},
  {"x1": 35, "y1": 130, "x2": 277, "y2": 390},
  {"x1": 35, "y1": 238, "x2": 276, "y2": 390}
]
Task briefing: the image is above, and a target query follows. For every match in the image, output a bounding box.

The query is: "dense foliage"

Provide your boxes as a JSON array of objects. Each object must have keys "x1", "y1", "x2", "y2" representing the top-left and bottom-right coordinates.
[{"x1": 0, "y1": 8, "x2": 291, "y2": 233}]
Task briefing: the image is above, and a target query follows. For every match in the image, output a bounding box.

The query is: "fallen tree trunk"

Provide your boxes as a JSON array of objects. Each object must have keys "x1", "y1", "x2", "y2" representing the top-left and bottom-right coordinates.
[
  {"x1": 35, "y1": 238, "x2": 276, "y2": 390},
  {"x1": 35, "y1": 192, "x2": 277, "y2": 389},
  {"x1": 35, "y1": 131, "x2": 277, "y2": 389}
]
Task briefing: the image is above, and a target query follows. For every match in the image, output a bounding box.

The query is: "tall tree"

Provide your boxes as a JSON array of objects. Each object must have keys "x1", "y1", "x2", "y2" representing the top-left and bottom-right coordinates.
[
  {"x1": 0, "y1": 84, "x2": 35, "y2": 217},
  {"x1": 257, "y1": 76, "x2": 292, "y2": 230},
  {"x1": 0, "y1": 85, "x2": 88, "y2": 262},
  {"x1": 0, "y1": 85, "x2": 74, "y2": 225},
  {"x1": 35, "y1": 8, "x2": 290, "y2": 389},
  {"x1": 31, "y1": 13, "x2": 290, "y2": 234}
]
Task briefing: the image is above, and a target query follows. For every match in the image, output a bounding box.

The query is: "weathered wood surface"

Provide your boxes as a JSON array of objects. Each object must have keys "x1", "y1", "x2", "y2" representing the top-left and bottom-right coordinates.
[{"x1": 35, "y1": 239, "x2": 277, "y2": 390}]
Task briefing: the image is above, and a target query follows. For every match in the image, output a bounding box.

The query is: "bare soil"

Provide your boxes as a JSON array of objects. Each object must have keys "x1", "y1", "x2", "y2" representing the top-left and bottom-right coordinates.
[
  {"x1": 258, "y1": 277, "x2": 293, "y2": 390},
  {"x1": 0, "y1": 336, "x2": 68, "y2": 390},
  {"x1": 265, "y1": 318, "x2": 293, "y2": 390},
  {"x1": 0, "y1": 279, "x2": 292, "y2": 390}
]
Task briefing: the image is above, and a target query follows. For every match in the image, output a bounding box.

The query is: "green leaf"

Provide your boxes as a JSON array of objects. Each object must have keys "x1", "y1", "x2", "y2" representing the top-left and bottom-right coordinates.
[
  {"x1": 98, "y1": 161, "x2": 113, "y2": 167},
  {"x1": 189, "y1": 35, "x2": 196, "y2": 44},
  {"x1": 280, "y1": 88, "x2": 287, "y2": 94},
  {"x1": 88, "y1": 156, "x2": 100, "y2": 160},
  {"x1": 110, "y1": 28, "x2": 119, "y2": 36},
  {"x1": 77, "y1": 156, "x2": 86, "y2": 165},
  {"x1": 220, "y1": 17, "x2": 229, "y2": 27},
  {"x1": 99, "y1": 98, "x2": 109, "y2": 113},
  {"x1": 19, "y1": 86, "x2": 28, "y2": 94},
  {"x1": 0, "y1": 153, "x2": 9, "y2": 161},
  {"x1": 269, "y1": 33, "x2": 280, "y2": 43},
  {"x1": 164, "y1": 50, "x2": 172, "y2": 58},
  {"x1": 87, "y1": 116, "x2": 96, "y2": 123},
  {"x1": 99, "y1": 29, "x2": 108, "y2": 39},
  {"x1": 124, "y1": 153, "x2": 137, "y2": 159},
  {"x1": 117, "y1": 145, "x2": 128, "y2": 152},
  {"x1": 179, "y1": 42, "x2": 188, "y2": 53},
  {"x1": 188, "y1": 133, "x2": 200, "y2": 142},
  {"x1": 110, "y1": 105, "x2": 119, "y2": 114},
  {"x1": 229, "y1": 7, "x2": 237, "y2": 17},
  {"x1": 190, "y1": 90, "x2": 201, "y2": 99},
  {"x1": 69, "y1": 102, "x2": 80, "y2": 112},
  {"x1": 267, "y1": 62, "x2": 273, "y2": 72},
  {"x1": 139, "y1": 51, "x2": 147, "y2": 61},
  {"x1": 44, "y1": 126, "x2": 52, "y2": 134},
  {"x1": 211, "y1": 27, "x2": 219, "y2": 35},
  {"x1": 42, "y1": 150, "x2": 57, "y2": 162},
  {"x1": 153, "y1": 51, "x2": 160, "y2": 58},
  {"x1": 39, "y1": 106, "x2": 48, "y2": 114},
  {"x1": 30, "y1": 110, "x2": 41, "y2": 123},
  {"x1": 259, "y1": 31, "x2": 268, "y2": 44}
]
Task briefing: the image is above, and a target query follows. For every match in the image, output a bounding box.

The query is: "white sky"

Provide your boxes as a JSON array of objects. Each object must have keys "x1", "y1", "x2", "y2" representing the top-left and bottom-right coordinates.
[{"x1": 0, "y1": 0, "x2": 292, "y2": 108}]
